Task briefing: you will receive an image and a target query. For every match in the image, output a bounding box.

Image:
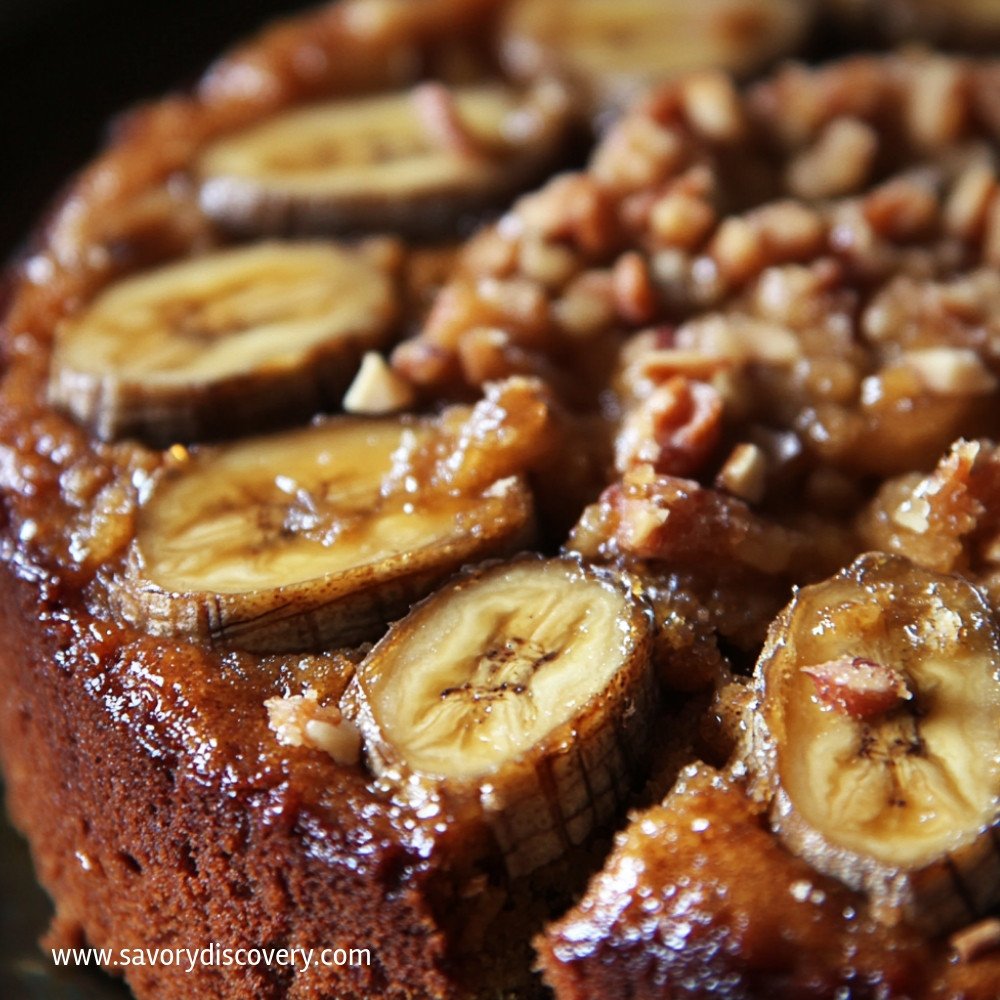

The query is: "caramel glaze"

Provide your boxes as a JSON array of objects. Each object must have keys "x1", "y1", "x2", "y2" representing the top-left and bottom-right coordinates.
[{"x1": 538, "y1": 765, "x2": 1000, "y2": 1000}]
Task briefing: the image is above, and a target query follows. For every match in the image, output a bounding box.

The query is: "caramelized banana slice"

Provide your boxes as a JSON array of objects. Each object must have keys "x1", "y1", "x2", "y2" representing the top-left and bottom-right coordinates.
[
  {"x1": 49, "y1": 242, "x2": 395, "y2": 445},
  {"x1": 111, "y1": 418, "x2": 534, "y2": 652},
  {"x1": 744, "y1": 552, "x2": 1000, "y2": 934},
  {"x1": 500, "y1": 0, "x2": 814, "y2": 116},
  {"x1": 349, "y1": 557, "x2": 656, "y2": 877},
  {"x1": 197, "y1": 81, "x2": 572, "y2": 238}
]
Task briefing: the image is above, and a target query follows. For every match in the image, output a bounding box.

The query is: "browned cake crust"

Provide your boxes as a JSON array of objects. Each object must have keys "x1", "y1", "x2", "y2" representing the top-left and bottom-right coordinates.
[{"x1": 0, "y1": 571, "x2": 453, "y2": 999}]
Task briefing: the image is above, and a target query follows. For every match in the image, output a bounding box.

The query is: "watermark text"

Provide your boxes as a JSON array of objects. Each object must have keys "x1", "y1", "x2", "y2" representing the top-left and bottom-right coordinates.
[{"x1": 51, "y1": 943, "x2": 371, "y2": 974}]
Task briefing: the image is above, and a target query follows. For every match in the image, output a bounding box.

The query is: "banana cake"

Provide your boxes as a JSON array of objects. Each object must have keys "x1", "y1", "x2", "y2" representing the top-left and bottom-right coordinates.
[{"x1": 2, "y1": 2, "x2": 1000, "y2": 999}]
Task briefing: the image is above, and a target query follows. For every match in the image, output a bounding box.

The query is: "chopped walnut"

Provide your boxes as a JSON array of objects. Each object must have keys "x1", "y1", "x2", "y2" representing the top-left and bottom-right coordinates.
[
  {"x1": 617, "y1": 492, "x2": 669, "y2": 555},
  {"x1": 861, "y1": 269, "x2": 1000, "y2": 362},
  {"x1": 515, "y1": 174, "x2": 618, "y2": 256},
  {"x1": 416, "y1": 280, "x2": 496, "y2": 353},
  {"x1": 343, "y1": 352, "x2": 416, "y2": 414},
  {"x1": 649, "y1": 190, "x2": 717, "y2": 250},
  {"x1": 553, "y1": 270, "x2": 616, "y2": 338},
  {"x1": 591, "y1": 115, "x2": 684, "y2": 194},
  {"x1": 716, "y1": 442, "x2": 768, "y2": 504},
  {"x1": 457, "y1": 327, "x2": 526, "y2": 384},
  {"x1": 891, "y1": 493, "x2": 932, "y2": 535},
  {"x1": 568, "y1": 466, "x2": 854, "y2": 650},
  {"x1": 945, "y1": 162, "x2": 997, "y2": 241},
  {"x1": 584, "y1": 467, "x2": 774, "y2": 568},
  {"x1": 859, "y1": 439, "x2": 1000, "y2": 576},
  {"x1": 749, "y1": 201, "x2": 826, "y2": 262},
  {"x1": 518, "y1": 236, "x2": 577, "y2": 288},
  {"x1": 615, "y1": 377, "x2": 723, "y2": 477},
  {"x1": 904, "y1": 58, "x2": 967, "y2": 149},
  {"x1": 802, "y1": 656, "x2": 912, "y2": 720},
  {"x1": 862, "y1": 178, "x2": 937, "y2": 242},
  {"x1": 709, "y1": 217, "x2": 764, "y2": 285},
  {"x1": 902, "y1": 348, "x2": 998, "y2": 396},
  {"x1": 266, "y1": 689, "x2": 362, "y2": 766},
  {"x1": 680, "y1": 72, "x2": 744, "y2": 143},
  {"x1": 787, "y1": 117, "x2": 878, "y2": 201},
  {"x1": 630, "y1": 347, "x2": 726, "y2": 384},
  {"x1": 612, "y1": 251, "x2": 657, "y2": 325},
  {"x1": 676, "y1": 313, "x2": 801, "y2": 365}
]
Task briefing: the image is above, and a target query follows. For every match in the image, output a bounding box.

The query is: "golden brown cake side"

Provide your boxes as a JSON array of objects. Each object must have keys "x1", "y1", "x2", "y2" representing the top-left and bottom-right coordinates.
[{"x1": 0, "y1": 577, "x2": 440, "y2": 999}]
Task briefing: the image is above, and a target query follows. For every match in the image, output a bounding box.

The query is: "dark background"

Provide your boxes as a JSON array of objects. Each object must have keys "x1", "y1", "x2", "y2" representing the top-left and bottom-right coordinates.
[{"x1": 0, "y1": 0, "x2": 315, "y2": 262}]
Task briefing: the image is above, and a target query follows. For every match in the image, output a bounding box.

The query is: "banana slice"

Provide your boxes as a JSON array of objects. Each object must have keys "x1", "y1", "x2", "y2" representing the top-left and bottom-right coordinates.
[
  {"x1": 347, "y1": 557, "x2": 656, "y2": 877},
  {"x1": 500, "y1": 0, "x2": 814, "y2": 117},
  {"x1": 110, "y1": 417, "x2": 534, "y2": 652},
  {"x1": 197, "y1": 80, "x2": 572, "y2": 239},
  {"x1": 744, "y1": 552, "x2": 1000, "y2": 935},
  {"x1": 48, "y1": 241, "x2": 396, "y2": 445}
]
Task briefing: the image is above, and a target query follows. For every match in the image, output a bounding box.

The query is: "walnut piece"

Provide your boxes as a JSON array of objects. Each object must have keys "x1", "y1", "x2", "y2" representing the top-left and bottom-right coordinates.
[
  {"x1": 265, "y1": 689, "x2": 362, "y2": 766},
  {"x1": 802, "y1": 656, "x2": 912, "y2": 720}
]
